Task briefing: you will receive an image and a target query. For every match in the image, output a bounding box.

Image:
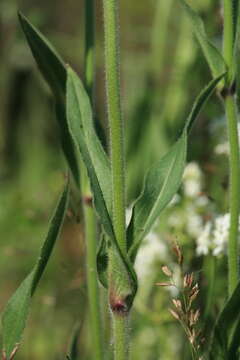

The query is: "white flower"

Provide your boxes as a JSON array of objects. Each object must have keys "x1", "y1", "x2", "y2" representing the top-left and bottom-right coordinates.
[
  {"x1": 196, "y1": 213, "x2": 240, "y2": 257},
  {"x1": 195, "y1": 195, "x2": 209, "y2": 208},
  {"x1": 196, "y1": 221, "x2": 212, "y2": 256},
  {"x1": 134, "y1": 232, "x2": 167, "y2": 281},
  {"x1": 183, "y1": 162, "x2": 202, "y2": 198},
  {"x1": 212, "y1": 214, "x2": 230, "y2": 256},
  {"x1": 186, "y1": 206, "x2": 203, "y2": 238},
  {"x1": 215, "y1": 142, "x2": 229, "y2": 155}
]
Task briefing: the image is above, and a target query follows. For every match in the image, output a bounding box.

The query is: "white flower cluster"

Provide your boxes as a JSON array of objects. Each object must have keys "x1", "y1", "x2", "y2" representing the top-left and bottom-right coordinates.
[
  {"x1": 126, "y1": 207, "x2": 167, "y2": 281},
  {"x1": 196, "y1": 213, "x2": 240, "y2": 256},
  {"x1": 134, "y1": 232, "x2": 168, "y2": 281},
  {"x1": 168, "y1": 162, "x2": 210, "y2": 240},
  {"x1": 183, "y1": 162, "x2": 202, "y2": 198}
]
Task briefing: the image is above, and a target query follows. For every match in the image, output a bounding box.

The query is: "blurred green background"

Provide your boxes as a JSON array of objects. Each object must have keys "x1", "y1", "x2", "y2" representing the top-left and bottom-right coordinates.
[{"x1": 0, "y1": 0, "x2": 230, "y2": 359}]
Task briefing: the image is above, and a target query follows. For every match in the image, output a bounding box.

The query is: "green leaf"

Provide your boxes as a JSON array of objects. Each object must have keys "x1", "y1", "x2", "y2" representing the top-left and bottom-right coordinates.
[
  {"x1": 210, "y1": 280, "x2": 240, "y2": 359},
  {"x1": 96, "y1": 235, "x2": 109, "y2": 288},
  {"x1": 66, "y1": 66, "x2": 137, "y2": 309},
  {"x1": 1, "y1": 183, "x2": 69, "y2": 359},
  {"x1": 65, "y1": 66, "x2": 112, "y2": 214},
  {"x1": 178, "y1": 0, "x2": 226, "y2": 79},
  {"x1": 127, "y1": 134, "x2": 187, "y2": 260},
  {"x1": 68, "y1": 323, "x2": 81, "y2": 360},
  {"x1": 227, "y1": 314, "x2": 240, "y2": 360},
  {"x1": 18, "y1": 12, "x2": 80, "y2": 185},
  {"x1": 127, "y1": 73, "x2": 225, "y2": 260}
]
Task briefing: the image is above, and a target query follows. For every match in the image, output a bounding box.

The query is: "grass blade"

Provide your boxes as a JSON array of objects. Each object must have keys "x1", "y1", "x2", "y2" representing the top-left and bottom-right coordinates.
[
  {"x1": 1, "y1": 182, "x2": 69, "y2": 359},
  {"x1": 127, "y1": 74, "x2": 225, "y2": 260},
  {"x1": 18, "y1": 12, "x2": 80, "y2": 185},
  {"x1": 178, "y1": 0, "x2": 226, "y2": 79},
  {"x1": 66, "y1": 66, "x2": 137, "y2": 310},
  {"x1": 210, "y1": 280, "x2": 240, "y2": 359}
]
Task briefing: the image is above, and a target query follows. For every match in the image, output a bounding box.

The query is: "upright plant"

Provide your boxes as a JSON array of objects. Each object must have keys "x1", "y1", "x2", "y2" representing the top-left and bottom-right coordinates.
[
  {"x1": 176, "y1": 0, "x2": 240, "y2": 297},
  {"x1": 1, "y1": 1, "x2": 230, "y2": 360}
]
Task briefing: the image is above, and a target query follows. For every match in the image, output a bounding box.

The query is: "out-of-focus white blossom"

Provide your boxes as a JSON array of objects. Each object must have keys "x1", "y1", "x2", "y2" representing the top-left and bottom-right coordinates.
[
  {"x1": 186, "y1": 206, "x2": 203, "y2": 238},
  {"x1": 183, "y1": 162, "x2": 202, "y2": 198},
  {"x1": 195, "y1": 195, "x2": 209, "y2": 208},
  {"x1": 196, "y1": 213, "x2": 240, "y2": 257},
  {"x1": 196, "y1": 221, "x2": 212, "y2": 256},
  {"x1": 212, "y1": 214, "x2": 230, "y2": 256},
  {"x1": 215, "y1": 142, "x2": 229, "y2": 155},
  {"x1": 134, "y1": 232, "x2": 167, "y2": 281}
]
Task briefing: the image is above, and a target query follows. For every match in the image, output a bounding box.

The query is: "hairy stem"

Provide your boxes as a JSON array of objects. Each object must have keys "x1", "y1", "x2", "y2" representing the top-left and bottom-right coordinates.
[
  {"x1": 225, "y1": 94, "x2": 240, "y2": 295},
  {"x1": 113, "y1": 315, "x2": 129, "y2": 360},
  {"x1": 103, "y1": 0, "x2": 126, "y2": 254},
  {"x1": 83, "y1": 1, "x2": 103, "y2": 359},
  {"x1": 102, "y1": 1, "x2": 129, "y2": 359}
]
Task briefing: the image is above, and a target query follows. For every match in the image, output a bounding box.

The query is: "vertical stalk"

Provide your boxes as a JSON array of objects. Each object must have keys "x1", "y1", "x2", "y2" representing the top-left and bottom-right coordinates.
[
  {"x1": 102, "y1": 0, "x2": 128, "y2": 359},
  {"x1": 84, "y1": 196, "x2": 104, "y2": 360},
  {"x1": 204, "y1": 256, "x2": 216, "y2": 319},
  {"x1": 223, "y1": 0, "x2": 240, "y2": 296},
  {"x1": 83, "y1": 1, "x2": 103, "y2": 359},
  {"x1": 223, "y1": 0, "x2": 234, "y2": 84},
  {"x1": 102, "y1": 0, "x2": 126, "y2": 254},
  {"x1": 113, "y1": 316, "x2": 129, "y2": 360},
  {"x1": 225, "y1": 94, "x2": 240, "y2": 295}
]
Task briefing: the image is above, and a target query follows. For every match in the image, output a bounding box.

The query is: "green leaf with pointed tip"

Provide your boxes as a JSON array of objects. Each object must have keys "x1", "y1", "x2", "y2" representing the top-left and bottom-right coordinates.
[
  {"x1": 2, "y1": 183, "x2": 69, "y2": 359},
  {"x1": 65, "y1": 66, "x2": 112, "y2": 214},
  {"x1": 210, "y1": 280, "x2": 240, "y2": 359},
  {"x1": 18, "y1": 12, "x2": 80, "y2": 185},
  {"x1": 66, "y1": 66, "x2": 137, "y2": 308},
  {"x1": 178, "y1": 0, "x2": 226, "y2": 79},
  {"x1": 127, "y1": 73, "x2": 225, "y2": 260}
]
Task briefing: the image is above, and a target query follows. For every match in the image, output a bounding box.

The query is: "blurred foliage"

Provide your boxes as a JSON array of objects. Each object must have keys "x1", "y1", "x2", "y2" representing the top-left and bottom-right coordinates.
[{"x1": 0, "y1": 0, "x2": 231, "y2": 359}]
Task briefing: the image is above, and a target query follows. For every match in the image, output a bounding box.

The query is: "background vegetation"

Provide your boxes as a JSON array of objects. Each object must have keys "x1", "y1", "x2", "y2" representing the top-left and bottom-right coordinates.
[{"x1": 0, "y1": 0, "x2": 232, "y2": 359}]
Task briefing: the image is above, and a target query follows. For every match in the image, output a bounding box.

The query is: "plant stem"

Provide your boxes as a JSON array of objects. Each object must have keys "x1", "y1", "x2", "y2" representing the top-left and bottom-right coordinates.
[
  {"x1": 223, "y1": 0, "x2": 240, "y2": 296},
  {"x1": 83, "y1": 2, "x2": 103, "y2": 359},
  {"x1": 204, "y1": 256, "x2": 216, "y2": 319},
  {"x1": 223, "y1": 0, "x2": 234, "y2": 84},
  {"x1": 102, "y1": 0, "x2": 126, "y2": 254},
  {"x1": 84, "y1": 197, "x2": 104, "y2": 360},
  {"x1": 225, "y1": 94, "x2": 240, "y2": 295},
  {"x1": 85, "y1": 0, "x2": 95, "y2": 96},
  {"x1": 102, "y1": 1, "x2": 129, "y2": 359},
  {"x1": 113, "y1": 315, "x2": 129, "y2": 360}
]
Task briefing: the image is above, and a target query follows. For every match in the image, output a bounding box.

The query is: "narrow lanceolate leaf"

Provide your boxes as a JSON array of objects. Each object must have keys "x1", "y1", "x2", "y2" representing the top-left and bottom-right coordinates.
[
  {"x1": 178, "y1": 0, "x2": 226, "y2": 79},
  {"x1": 66, "y1": 66, "x2": 137, "y2": 308},
  {"x1": 210, "y1": 280, "x2": 240, "y2": 359},
  {"x1": 1, "y1": 183, "x2": 69, "y2": 360},
  {"x1": 65, "y1": 66, "x2": 112, "y2": 214},
  {"x1": 18, "y1": 12, "x2": 80, "y2": 185},
  {"x1": 127, "y1": 73, "x2": 225, "y2": 260},
  {"x1": 127, "y1": 134, "x2": 186, "y2": 260}
]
